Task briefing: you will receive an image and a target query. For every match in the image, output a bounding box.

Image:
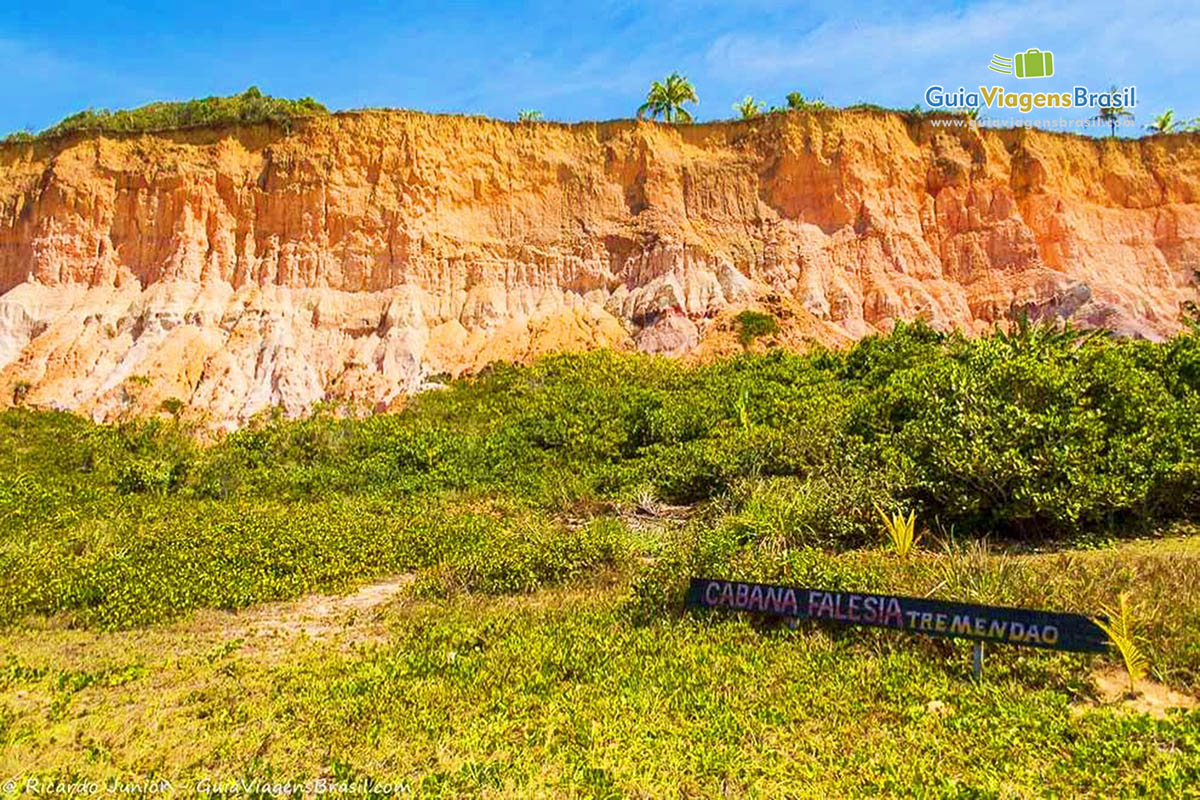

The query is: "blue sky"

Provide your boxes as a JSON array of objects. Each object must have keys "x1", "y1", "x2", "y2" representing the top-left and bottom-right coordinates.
[{"x1": 1, "y1": 0, "x2": 1195, "y2": 135}]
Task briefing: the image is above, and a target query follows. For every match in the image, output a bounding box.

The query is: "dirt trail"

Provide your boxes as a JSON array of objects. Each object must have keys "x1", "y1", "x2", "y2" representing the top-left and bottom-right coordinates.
[
  {"x1": 197, "y1": 574, "x2": 415, "y2": 652},
  {"x1": 1087, "y1": 667, "x2": 1199, "y2": 718}
]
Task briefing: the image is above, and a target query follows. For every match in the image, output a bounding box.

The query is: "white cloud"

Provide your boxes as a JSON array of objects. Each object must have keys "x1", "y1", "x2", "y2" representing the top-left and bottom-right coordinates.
[{"x1": 704, "y1": 0, "x2": 1200, "y2": 108}]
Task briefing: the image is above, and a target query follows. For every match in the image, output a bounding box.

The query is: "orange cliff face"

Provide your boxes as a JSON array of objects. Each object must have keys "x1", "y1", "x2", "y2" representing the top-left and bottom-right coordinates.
[{"x1": 0, "y1": 110, "x2": 1198, "y2": 425}]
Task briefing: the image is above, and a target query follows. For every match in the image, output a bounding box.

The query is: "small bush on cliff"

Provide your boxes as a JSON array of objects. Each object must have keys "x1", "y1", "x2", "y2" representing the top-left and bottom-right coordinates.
[
  {"x1": 734, "y1": 310, "x2": 780, "y2": 346},
  {"x1": 115, "y1": 458, "x2": 177, "y2": 495},
  {"x1": 785, "y1": 92, "x2": 828, "y2": 111},
  {"x1": 10, "y1": 380, "x2": 31, "y2": 406},
  {"x1": 14, "y1": 87, "x2": 327, "y2": 141}
]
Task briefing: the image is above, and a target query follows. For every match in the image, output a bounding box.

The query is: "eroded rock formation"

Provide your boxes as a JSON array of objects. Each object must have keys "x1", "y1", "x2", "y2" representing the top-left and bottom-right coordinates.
[{"x1": 0, "y1": 111, "x2": 1197, "y2": 424}]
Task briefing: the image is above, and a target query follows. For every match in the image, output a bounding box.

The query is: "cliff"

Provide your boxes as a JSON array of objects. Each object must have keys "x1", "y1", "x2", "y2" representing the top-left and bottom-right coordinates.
[{"x1": 1, "y1": 110, "x2": 1198, "y2": 425}]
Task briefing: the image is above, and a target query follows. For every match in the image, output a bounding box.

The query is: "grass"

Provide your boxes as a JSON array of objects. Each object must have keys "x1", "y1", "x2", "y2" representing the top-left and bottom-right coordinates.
[
  {"x1": 2, "y1": 324, "x2": 1200, "y2": 792},
  {"x1": 0, "y1": 324, "x2": 1198, "y2": 636},
  {"x1": 0, "y1": 491, "x2": 629, "y2": 628},
  {"x1": 1, "y1": 539, "x2": 1198, "y2": 795}
]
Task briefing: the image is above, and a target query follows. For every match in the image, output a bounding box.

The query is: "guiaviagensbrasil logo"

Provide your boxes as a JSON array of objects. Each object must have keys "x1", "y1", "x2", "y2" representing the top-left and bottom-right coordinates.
[
  {"x1": 988, "y1": 48, "x2": 1054, "y2": 79},
  {"x1": 924, "y1": 47, "x2": 1136, "y2": 115}
]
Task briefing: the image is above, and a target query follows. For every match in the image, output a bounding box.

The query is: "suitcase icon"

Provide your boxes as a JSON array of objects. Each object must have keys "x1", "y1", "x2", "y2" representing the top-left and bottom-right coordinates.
[{"x1": 1014, "y1": 48, "x2": 1054, "y2": 79}]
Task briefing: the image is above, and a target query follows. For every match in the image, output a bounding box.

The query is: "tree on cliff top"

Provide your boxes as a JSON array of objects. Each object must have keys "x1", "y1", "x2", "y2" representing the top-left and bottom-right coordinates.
[
  {"x1": 1147, "y1": 110, "x2": 1180, "y2": 134},
  {"x1": 1092, "y1": 86, "x2": 1134, "y2": 137},
  {"x1": 734, "y1": 96, "x2": 765, "y2": 120},
  {"x1": 637, "y1": 73, "x2": 699, "y2": 123}
]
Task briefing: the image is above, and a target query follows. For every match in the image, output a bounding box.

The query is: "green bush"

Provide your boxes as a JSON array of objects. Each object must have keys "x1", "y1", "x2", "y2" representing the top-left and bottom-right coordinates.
[
  {"x1": 6, "y1": 87, "x2": 327, "y2": 142},
  {"x1": 734, "y1": 310, "x2": 780, "y2": 346},
  {"x1": 9, "y1": 322, "x2": 1199, "y2": 542},
  {"x1": 413, "y1": 517, "x2": 630, "y2": 597},
  {"x1": 846, "y1": 324, "x2": 1197, "y2": 536},
  {"x1": 115, "y1": 458, "x2": 177, "y2": 494},
  {"x1": 721, "y1": 474, "x2": 894, "y2": 550}
]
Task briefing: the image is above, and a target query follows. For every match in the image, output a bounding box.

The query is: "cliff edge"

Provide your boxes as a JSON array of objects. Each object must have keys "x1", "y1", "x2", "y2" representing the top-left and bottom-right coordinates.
[{"x1": 1, "y1": 110, "x2": 1198, "y2": 424}]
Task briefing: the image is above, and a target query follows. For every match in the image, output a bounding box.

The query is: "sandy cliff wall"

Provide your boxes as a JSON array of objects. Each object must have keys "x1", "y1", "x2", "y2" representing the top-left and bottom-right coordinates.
[{"x1": 0, "y1": 111, "x2": 1197, "y2": 424}]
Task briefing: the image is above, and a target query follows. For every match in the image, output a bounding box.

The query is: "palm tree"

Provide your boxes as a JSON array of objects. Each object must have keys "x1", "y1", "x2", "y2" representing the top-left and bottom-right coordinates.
[
  {"x1": 734, "y1": 95, "x2": 765, "y2": 120},
  {"x1": 1146, "y1": 110, "x2": 1179, "y2": 134},
  {"x1": 637, "y1": 73, "x2": 699, "y2": 123},
  {"x1": 1092, "y1": 85, "x2": 1134, "y2": 136}
]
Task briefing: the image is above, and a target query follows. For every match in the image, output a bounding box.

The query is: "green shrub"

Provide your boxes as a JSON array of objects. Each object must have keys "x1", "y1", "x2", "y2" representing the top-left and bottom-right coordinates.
[
  {"x1": 734, "y1": 310, "x2": 780, "y2": 346},
  {"x1": 849, "y1": 325, "x2": 1195, "y2": 537},
  {"x1": 8, "y1": 87, "x2": 327, "y2": 142},
  {"x1": 413, "y1": 517, "x2": 630, "y2": 597},
  {"x1": 721, "y1": 474, "x2": 894, "y2": 550},
  {"x1": 115, "y1": 458, "x2": 176, "y2": 494}
]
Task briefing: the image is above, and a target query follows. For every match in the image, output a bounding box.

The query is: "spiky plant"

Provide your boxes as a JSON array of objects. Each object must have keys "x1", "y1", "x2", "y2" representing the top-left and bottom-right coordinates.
[
  {"x1": 1147, "y1": 109, "x2": 1179, "y2": 134},
  {"x1": 877, "y1": 506, "x2": 920, "y2": 558},
  {"x1": 938, "y1": 537, "x2": 1017, "y2": 603},
  {"x1": 1094, "y1": 592, "x2": 1149, "y2": 696},
  {"x1": 735, "y1": 386, "x2": 751, "y2": 431},
  {"x1": 734, "y1": 96, "x2": 765, "y2": 120}
]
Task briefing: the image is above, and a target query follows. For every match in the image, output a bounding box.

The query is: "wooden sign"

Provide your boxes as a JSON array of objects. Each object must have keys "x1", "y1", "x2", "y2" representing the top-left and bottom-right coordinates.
[{"x1": 686, "y1": 578, "x2": 1109, "y2": 653}]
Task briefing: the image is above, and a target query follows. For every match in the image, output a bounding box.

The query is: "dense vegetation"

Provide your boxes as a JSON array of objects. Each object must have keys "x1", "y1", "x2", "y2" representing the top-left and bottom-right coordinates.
[
  {"x1": 2, "y1": 321, "x2": 1199, "y2": 631},
  {"x1": 2, "y1": 87, "x2": 327, "y2": 143},
  {"x1": 3, "y1": 321, "x2": 1199, "y2": 790}
]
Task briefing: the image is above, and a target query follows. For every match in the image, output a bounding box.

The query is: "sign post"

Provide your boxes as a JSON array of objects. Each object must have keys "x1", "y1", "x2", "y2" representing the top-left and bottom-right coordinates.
[{"x1": 686, "y1": 578, "x2": 1109, "y2": 655}]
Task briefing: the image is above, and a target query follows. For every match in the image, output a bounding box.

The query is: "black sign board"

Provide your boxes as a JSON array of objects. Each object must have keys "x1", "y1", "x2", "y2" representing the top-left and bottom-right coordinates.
[{"x1": 686, "y1": 578, "x2": 1109, "y2": 653}]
